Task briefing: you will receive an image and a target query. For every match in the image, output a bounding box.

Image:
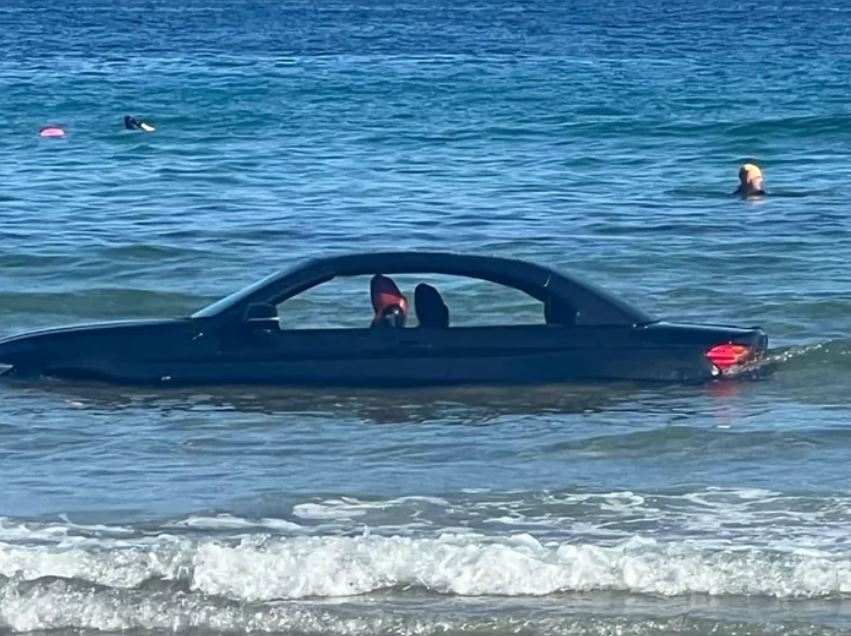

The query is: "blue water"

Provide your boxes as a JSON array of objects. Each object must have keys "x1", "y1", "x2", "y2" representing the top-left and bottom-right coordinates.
[{"x1": 3, "y1": 1, "x2": 851, "y2": 634}]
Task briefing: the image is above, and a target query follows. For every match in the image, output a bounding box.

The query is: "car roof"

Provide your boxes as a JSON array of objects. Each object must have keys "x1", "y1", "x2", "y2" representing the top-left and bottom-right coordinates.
[
  {"x1": 192, "y1": 251, "x2": 654, "y2": 325},
  {"x1": 298, "y1": 251, "x2": 554, "y2": 288}
]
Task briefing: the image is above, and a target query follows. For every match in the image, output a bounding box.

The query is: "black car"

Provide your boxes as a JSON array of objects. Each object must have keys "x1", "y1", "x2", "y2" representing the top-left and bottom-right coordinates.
[{"x1": 0, "y1": 252, "x2": 767, "y2": 386}]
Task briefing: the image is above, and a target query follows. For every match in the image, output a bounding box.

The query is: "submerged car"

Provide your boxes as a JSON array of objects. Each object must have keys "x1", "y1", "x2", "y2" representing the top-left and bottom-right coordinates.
[{"x1": 0, "y1": 252, "x2": 767, "y2": 386}]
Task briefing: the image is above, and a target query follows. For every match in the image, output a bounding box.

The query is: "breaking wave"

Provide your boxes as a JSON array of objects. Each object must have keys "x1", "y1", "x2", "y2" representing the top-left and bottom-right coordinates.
[
  {"x1": 3, "y1": 511, "x2": 851, "y2": 614},
  {"x1": 3, "y1": 526, "x2": 851, "y2": 633},
  {"x1": 3, "y1": 578, "x2": 847, "y2": 635}
]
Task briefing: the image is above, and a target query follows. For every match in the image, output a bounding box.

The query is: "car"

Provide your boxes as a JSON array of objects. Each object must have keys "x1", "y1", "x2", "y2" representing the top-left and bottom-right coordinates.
[{"x1": 0, "y1": 251, "x2": 767, "y2": 386}]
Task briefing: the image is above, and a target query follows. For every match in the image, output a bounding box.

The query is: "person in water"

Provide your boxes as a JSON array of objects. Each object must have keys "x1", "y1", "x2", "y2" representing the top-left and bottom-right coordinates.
[
  {"x1": 735, "y1": 163, "x2": 765, "y2": 197},
  {"x1": 124, "y1": 115, "x2": 156, "y2": 133}
]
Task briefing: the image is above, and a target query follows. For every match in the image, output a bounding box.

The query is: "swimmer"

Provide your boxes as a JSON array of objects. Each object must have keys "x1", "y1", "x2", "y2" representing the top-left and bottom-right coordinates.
[
  {"x1": 38, "y1": 125, "x2": 66, "y2": 138},
  {"x1": 124, "y1": 116, "x2": 156, "y2": 133},
  {"x1": 735, "y1": 163, "x2": 765, "y2": 197}
]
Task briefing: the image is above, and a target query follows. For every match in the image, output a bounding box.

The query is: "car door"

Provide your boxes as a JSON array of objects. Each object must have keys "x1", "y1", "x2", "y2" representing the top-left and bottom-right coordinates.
[
  {"x1": 212, "y1": 321, "x2": 448, "y2": 386},
  {"x1": 420, "y1": 324, "x2": 635, "y2": 383}
]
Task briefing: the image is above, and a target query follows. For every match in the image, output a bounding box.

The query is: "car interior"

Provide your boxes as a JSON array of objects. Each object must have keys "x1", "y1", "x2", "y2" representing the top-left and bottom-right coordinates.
[{"x1": 270, "y1": 272, "x2": 578, "y2": 331}]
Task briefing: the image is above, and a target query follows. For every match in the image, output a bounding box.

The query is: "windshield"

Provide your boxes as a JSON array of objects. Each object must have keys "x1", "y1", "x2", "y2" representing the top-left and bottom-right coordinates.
[{"x1": 190, "y1": 270, "x2": 286, "y2": 319}]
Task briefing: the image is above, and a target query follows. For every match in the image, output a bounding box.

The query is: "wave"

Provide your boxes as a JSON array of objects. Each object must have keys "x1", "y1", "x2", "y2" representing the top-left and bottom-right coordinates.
[
  {"x1": 3, "y1": 515, "x2": 851, "y2": 603},
  {"x1": 773, "y1": 340, "x2": 851, "y2": 369},
  {"x1": 187, "y1": 534, "x2": 851, "y2": 600},
  {"x1": 718, "y1": 339, "x2": 851, "y2": 382},
  {"x1": 3, "y1": 577, "x2": 846, "y2": 636},
  {"x1": 545, "y1": 425, "x2": 851, "y2": 459},
  {"x1": 722, "y1": 114, "x2": 851, "y2": 138}
]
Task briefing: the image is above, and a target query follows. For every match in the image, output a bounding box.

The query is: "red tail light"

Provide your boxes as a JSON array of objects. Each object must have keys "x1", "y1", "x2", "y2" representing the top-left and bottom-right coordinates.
[{"x1": 706, "y1": 344, "x2": 752, "y2": 371}]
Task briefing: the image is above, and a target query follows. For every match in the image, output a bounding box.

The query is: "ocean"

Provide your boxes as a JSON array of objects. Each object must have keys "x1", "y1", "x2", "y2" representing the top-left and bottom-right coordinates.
[{"x1": 3, "y1": 0, "x2": 851, "y2": 633}]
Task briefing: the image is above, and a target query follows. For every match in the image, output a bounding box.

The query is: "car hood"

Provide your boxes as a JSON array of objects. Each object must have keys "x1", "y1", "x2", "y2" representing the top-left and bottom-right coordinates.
[
  {"x1": 0, "y1": 318, "x2": 201, "y2": 367},
  {"x1": 0, "y1": 318, "x2": 191, "y2": 344}
]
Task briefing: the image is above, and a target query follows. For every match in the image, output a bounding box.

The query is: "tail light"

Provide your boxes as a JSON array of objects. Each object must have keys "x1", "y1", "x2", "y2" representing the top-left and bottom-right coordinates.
[{"x1": 706, "y1": 344, "x2": 752, "y2": 372}]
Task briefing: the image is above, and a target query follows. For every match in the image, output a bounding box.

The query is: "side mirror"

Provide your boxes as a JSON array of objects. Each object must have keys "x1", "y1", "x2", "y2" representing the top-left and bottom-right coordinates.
[{"x1": 242, "y1": 302, "x2": 279, "y2": 327}]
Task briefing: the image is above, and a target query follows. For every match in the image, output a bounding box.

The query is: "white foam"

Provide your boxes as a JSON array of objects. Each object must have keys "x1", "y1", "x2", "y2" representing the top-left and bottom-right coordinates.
[
  {"x1": 167, "y1": 514, "x2": 303, "y2": 532},
  {"x1": 0, "y1": 581, "x2": 421, "y2": 634},
  {"x1": 293, "y1": 496, "x2": 452, "y2": 521},
  {"x1": 293, "y1": 502, "x2": 369, "y2": 520},
  {"x1": 0, "y1": 537, "x2": 191, "y2": 589},
  {"x1": 194, "y1": 533, "x2": 851, "y2": 600},
  {"x1": 0, "y1": 580, "x2": 786, "y2": 636},
  {"x1": 3, "y1": 529, "x2": 851, "y2": 601},
  {"x1": 0, "y1": 517, "x2": 134, "y2": 543},
  {"x1": 4, "y1": 488, "x2": 851, "y2": 606}
]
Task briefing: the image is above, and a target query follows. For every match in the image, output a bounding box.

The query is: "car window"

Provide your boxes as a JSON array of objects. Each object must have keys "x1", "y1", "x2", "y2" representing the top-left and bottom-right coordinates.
[
  {"x1": 424, "y1": 275, "x2": 542, "y2": 327},
  {"x1": 275, "y1": 274, "x2": 545, "y2": 330}
]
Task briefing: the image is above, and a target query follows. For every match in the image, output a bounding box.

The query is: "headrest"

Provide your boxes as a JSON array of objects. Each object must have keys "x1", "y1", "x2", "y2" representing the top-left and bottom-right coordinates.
[
  {"x1": 415, "y1": 283, "x2": 449, "y2": 328},
  {"x1": 371, "y1": 275, "x2": 408, "y2": 328}
]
